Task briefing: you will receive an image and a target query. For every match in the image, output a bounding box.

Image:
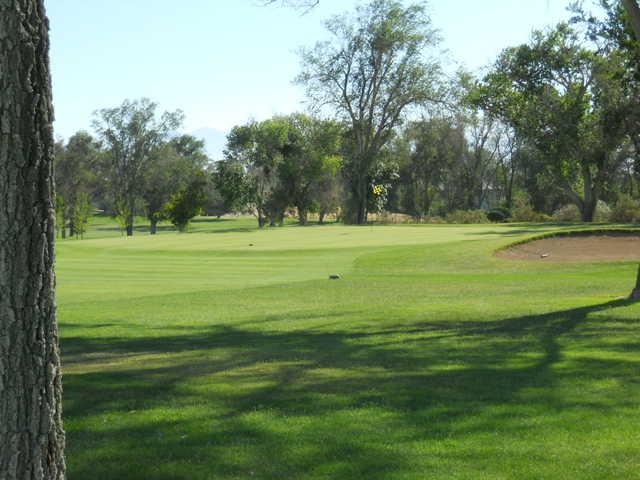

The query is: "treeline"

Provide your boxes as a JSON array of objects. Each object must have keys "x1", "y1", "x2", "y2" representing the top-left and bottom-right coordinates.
[
  {"x1": 55, "y1": 1, "x2": 640, "y2": 235},
  {"x1": 55, "y1": 99, "x2": 225, "y2": 237}
]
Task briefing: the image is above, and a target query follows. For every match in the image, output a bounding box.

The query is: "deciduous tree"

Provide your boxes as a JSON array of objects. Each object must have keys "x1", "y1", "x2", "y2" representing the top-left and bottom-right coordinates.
[
  {"x1": 297, "y1": 0, "x2": 442, "y2": 223},
  {"x1": 0, "y1": 1, "x2": 66, "y2": 477},
  {"x1": 93, "y1": 98, "x2": 183, "y2": 236},
  {"x1": 476, "y1": 24, "x2": 630, "y2": 221}
]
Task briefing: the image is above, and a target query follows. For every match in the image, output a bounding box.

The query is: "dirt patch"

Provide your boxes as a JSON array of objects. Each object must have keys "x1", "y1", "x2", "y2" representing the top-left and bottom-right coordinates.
[{"x1": 497, "y1": 234, "x2": 640, "y2": 262}]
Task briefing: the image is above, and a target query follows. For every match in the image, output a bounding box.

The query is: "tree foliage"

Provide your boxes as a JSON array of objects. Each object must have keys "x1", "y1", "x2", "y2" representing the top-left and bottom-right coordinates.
[
  {"x1": 297, "y1": 0, "x2": 442, "y2": 223},
  {"x1": 93, "y1": 98, "x2": 183, "y2": 235},
  {"x1": 475, "y1": 23, "x2": 631, "y2": 221},
  {"x1": 163, "y1": 171, "x2": 208, "y2": 231}
]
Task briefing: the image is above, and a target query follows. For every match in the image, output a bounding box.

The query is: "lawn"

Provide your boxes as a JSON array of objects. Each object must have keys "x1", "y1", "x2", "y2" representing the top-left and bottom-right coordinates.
[{"x1": 57, "y1": 217, "x2": 640, "y2": 479}]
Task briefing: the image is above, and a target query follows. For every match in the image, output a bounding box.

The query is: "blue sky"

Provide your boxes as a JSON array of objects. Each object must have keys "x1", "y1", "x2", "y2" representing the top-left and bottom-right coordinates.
[{"x1": 47, "y1": 0, "x2": 572, "y2": 157}]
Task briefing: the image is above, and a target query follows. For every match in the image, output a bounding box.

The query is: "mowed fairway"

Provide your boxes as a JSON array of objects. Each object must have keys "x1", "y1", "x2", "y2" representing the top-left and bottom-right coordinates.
[{"x1": 57, "y1": 218, "x2": 640, "y2": 479}]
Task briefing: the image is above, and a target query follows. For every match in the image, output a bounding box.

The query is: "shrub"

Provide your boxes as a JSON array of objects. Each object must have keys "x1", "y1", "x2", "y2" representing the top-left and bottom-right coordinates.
[
  {"x1": 445, "y1": 209, "x2": 489, "y2": 224},
  {"x1": 511, "y1": 203, "x2": 551, "y2": 222},
  {"x1": 422, "y1": 215, "x2": 446, "y2": 224},
  {"x1": 593, "y1": 200, "x2": 611, "y2": 223},
  {"x1": 164, "y1": 172, "x2": 208, "y2": 232},
  {"x1": 487, "y1": 207, "x2": 511, "y2": 222},
  {"x1": 610, "y1": 194, "x2": 640, "y2": 223},
  {"x1": 552, "y1": 201, "x2": 611, "y2": 223},
  {"x1": 552, "y1": 204, "x2": 582, "y2": 222}
]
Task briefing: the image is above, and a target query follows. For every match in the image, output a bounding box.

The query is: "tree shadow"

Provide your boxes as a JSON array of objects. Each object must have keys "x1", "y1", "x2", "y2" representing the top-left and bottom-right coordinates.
[{"x1": 61, "y1": 298, "x2": 639, "y2": 479}]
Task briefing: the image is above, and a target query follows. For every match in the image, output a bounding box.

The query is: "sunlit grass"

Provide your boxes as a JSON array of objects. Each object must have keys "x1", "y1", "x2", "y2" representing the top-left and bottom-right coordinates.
[{"x1": 57, "y1": 217, "x2": 640, "y2": 479}]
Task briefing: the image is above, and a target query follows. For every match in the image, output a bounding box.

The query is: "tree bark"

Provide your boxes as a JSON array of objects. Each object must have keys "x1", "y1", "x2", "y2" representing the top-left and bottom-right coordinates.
[
  {"x1": 0, "y1": 1, "x2": 66, "y2": 479},
  {"x1": 354, "y1": 176, "x2": 368, "y2": 224},
  {"x1": 580, "y1": 165, "x2": 597, "y2": 222},
  {"x1": 622, "y1": 0, "x2": 640, "y2": 300},
  {"x1": 581, "y1": 198, "x2": 597, "y2": 222},
  {"x1": 631, "y1": 265, "x2": 640, "y2": 300},
  {"x1": 125, "y1": 212, "x2": 134, "y2": 236},
  {"x1": 297, "y1": 207, "x2": 307, "y2": 225},
  {"x1": 623, "y1": 0, "x2": 640, "y2": 40},
  {"x1": 150, "y1": 218, "x2": 158, "y2": 235}
]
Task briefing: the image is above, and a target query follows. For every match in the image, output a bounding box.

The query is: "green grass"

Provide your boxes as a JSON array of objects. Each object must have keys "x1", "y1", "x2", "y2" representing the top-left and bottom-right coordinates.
[{"x1": 57, "y1": 217, "x2": 640, "y2": 479}]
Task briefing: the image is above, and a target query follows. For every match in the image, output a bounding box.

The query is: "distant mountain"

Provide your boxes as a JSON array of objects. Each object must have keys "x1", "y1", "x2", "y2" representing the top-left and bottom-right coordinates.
[{"x1": 190, "y1": 127, "x2": 228, "y2": 161}]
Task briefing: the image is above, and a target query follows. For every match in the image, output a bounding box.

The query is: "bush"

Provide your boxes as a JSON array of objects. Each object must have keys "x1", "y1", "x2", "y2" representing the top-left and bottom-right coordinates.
[
  {"x1": 552, "y1": 200, "x2": 611, "y2": 223},
  {"x1": 511, "y1": 203, "x2": 551, "y2": 222},
  {"x1": 422, "y1": 215, "x2": 446, "y2": 224},
  {"x1": 552, "y1": 204, "x2": 581, "y2": 222},
  {"x1": 594, "y1": 200, "x2": 611, "y2": 223},
  {"x1": 487, "y1": 207, "x2": 511, "y2": 223},
  {"x1": 164, "y1": 172, "x2": 208, "y2": 231},
  {"x1": 610, "y1": 194, "x2": 640, "y2": 223},
  {"x1": 445, "y1": 209, "x2": 489, "y2": 224}
]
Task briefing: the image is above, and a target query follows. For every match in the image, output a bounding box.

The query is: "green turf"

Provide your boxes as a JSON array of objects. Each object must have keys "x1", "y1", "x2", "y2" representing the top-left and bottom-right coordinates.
[{"x1": 57, "y1": 217, "x2": 640, "y2": 479}]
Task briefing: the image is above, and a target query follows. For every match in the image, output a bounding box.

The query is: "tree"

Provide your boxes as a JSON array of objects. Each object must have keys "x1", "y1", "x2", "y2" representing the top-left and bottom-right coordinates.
[
  {"x1": 623, "y1": 0, "x2": 640, "y2": 37},
  {"x1": 202, "y1": 166, "x2": 229, "y2": 218},
  {"x1": 213, "y1": 158, "x2": 253, "y2": 215},
  {"x1": 621, "y1": 0, "x2": 640, "y2": 299},
  {"x1": 297, "y1": 0, "x2": 442, "y2": 223},
  {"x1": 71, "y1": 192, "x2": 93, "y2": 239},
  {"x1": 163, "y1": 171, "x2": 208, "y2": 232},
  {"x1": 278, "y1": 115, "x2": 343, "y2": 225},
  {"x1": 142, "y1": 135, "x2": 208, "y2": 234},
  {"x1": 0, "y1": 1, "x2": 66, "y2": 478},
  {"x1": 93, "y1": 98, "x2": 183, "y2": 236},
  {"x1": 396, "y1": 116, "x2": 467, "y2": 217},
  {"x1": 54, "y1": 131, "x2": 100, "y2": 237},
  {"x1": 492, "y1": 124, "x2": 522, "y2": 211},
  {"x1": 225, "y1": 119, "x2": 291, "y2": 227},
  {"x1": 313, "y1": 154, "x2": 343, "y2": 223},
  {"x1": 476, "y1": 24, "x2": 630, "y2": 221}
]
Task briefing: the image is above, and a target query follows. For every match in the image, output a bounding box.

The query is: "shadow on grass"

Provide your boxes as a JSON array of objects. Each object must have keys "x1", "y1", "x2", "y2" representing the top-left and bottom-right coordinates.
[{"x1": 61, "y1": 298, "x2": 639, "y2": 479}]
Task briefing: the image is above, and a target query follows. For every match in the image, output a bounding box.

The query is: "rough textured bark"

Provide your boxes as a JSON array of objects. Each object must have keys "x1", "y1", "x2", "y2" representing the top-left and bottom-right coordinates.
[
  {"x1": 0, "y1": 1, "x2": 66, "y2": 479},
  {"x1": 622, "y1": 0, "x2": 640, "y2": 299}
]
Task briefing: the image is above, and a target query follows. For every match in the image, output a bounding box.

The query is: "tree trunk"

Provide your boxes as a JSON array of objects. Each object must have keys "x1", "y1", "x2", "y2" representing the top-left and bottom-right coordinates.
[
  {"x1": 68, "y1": 218, "x2": 75, "y2": 238},
  {"x1": 623, "y1": 0, "x2": 640, "y2": 40},
  {"x1": 355, "y1": 179, "x2": 368, "y2": 224},
  {"x1": 580, "y1": 165, "x2": 597, "y2": 222},
  {"x1": 631, "y1": 265, "x2": 640, "y2": 300},
  {"x1": 319, "y1": 210, "x2": 325, "y2": 224},
  {"x1": 357, "y1": 196, "x2": 368, "y2": 224},
  {"x1": 125, "y1": 210, "x2": 134, "y2": 236},
  {"x1": 150, "y1": 218, "x2": 158, "y2": 235},
  {"x1": 580, "y1": 199, "x2": 597, "y2": 222},
  {"x1": 297, "y1": 207, "x2": 307, "y2": 226},
  {"x1": 623, "y1": 0, "x2": 640, "y2": 301},
  {"x1": 0, "y1": 1, "x2": 66, "y2": 479}
]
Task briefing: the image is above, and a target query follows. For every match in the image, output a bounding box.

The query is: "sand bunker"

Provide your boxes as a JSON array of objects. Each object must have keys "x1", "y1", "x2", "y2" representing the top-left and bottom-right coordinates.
[{"x1": 497, "y1": 233, "x2": 640, "y2": 262}]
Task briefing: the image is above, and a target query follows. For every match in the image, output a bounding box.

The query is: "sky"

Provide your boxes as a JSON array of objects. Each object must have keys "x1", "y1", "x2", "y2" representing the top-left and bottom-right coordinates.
[{"x1": 47, "y1": 0, "x2": 574, "y2": 158}]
